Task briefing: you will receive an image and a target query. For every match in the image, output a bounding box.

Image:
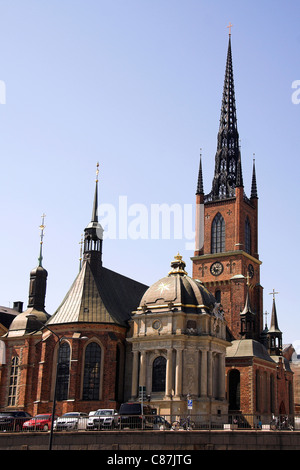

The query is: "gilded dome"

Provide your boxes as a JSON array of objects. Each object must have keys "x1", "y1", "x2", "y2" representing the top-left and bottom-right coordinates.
[{"x1": 138, "y1": 254, "x2": 217, "y2": 315}]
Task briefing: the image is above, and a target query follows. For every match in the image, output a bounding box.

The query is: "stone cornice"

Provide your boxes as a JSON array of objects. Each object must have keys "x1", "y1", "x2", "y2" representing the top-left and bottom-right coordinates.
[{"x1": 191, "y1": 250, "x2": 262, "y2": 266}]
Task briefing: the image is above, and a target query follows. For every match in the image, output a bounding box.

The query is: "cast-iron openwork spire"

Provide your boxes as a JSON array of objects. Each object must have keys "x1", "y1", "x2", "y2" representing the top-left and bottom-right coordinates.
[{"x1": 207, "y1": 33, "x2": 241, "y2": 201}]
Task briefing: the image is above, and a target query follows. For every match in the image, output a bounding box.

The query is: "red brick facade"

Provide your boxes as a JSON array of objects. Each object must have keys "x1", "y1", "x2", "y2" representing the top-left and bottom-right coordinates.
[
  {"x1": 192, "y1": 187, "x2": 263, "y2": 341},
  {"x1": 0, "y1": 323, "x2": 127, "y2": 416},
  {"x1": 192, "y1": 182, "x2": 294, "y2": 417}
]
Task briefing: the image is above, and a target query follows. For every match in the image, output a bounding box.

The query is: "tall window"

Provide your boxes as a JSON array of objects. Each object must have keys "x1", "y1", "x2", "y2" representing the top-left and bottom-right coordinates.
[
  {"x1": 228, "y1": 369, "x2": 240, "y2": 410},
  {"x1": 8, "y1": 356, "x2": 19, "y2": 406},
  {"x1": 245, "y1": 217, "x2": 251, "y2": 254},
  {"x1": 152, "y1": 356, "x2": 166, "y2": 393},
  {"x1": 215, "y1": 290, "x2": 221, "y2": 303},
  {"x1": 211, "y1": 213, "x2": 225, "y2": 253},
  {"x1": 115, "y1": 344, "x2": 123, "y2": 403},
  {"x1": 270, "y1": 374, "x2": 275, "y2": 413},
  {"x1": 256, "y1": 371, "x2": 261, "y2": 412},
  {"x1": 83, "y1": 342, "x2": 101, "y2": 400},
  {"x1": 56, "y1": 342, "x2": 70, "y2": 401}
]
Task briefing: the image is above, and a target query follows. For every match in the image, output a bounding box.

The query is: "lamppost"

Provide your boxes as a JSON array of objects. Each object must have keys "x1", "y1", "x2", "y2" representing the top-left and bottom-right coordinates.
[{"x1": 26, "y1": 314, "x2": 87, "y2": 450}]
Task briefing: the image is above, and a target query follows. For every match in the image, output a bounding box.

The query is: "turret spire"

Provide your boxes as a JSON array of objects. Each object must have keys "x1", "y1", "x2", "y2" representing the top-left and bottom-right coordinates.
[
  {"x1": 251, "y1": 156, "x2": 258, "y2": 199},
  {"x1": 196, "y1": 150, "x2": 204, "y2": 195},
  {"x1": 240, "y1": 272, "x2": 256, "y2": 338},
  {"x1": 269, "y1": 290, "x2": 281, "y2": 333},
  {"x1": 91, "y1": 162, "x2": 99, "y2": 222},
  {"x1": 267, "y1": 289, "x2": 282, "y2": 355}
]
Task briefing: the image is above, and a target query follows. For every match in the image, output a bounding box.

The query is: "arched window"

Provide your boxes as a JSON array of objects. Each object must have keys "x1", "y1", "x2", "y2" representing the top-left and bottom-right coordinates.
[
  {"x1": 228, "y1": 369, "x2": 240, "y2": 410},
  {"x1": 56, "y1": 342, "x2": 70, "y2": 401},
  {"x1": 152, "y1": 356, "x2": 166, "y2": 393},
  {"x1": 211, "y1": 213, "x2": 225, "y2": 253},
  {"x1": 215, "y1": 290, "x2": 221, "y2": 303},
  {"x1": 7, "y1": 356, "x2": 19, "y2": 406},
  {"x1": 83, "y1": 342, "x2": 101, "y2": 400},
  {"x1": 245, "y1": 217, "x2": 251, "y2": 254}
]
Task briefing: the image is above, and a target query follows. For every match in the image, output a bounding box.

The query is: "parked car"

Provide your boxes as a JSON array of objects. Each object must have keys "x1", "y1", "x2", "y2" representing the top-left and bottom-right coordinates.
[
  {"x1": 118, "y1": 402, "x2": 155, "y2": 429},
  {"x1": 87, "y1": 409, "x2": 118, "y2": 430},
  {"x1": 53, "y1": 412, "x2": 88, "y2": 431},
  {"x1": 22, "y1": 414, "x2": 57, "y2": 431},
  {"x1": 0, "y1": 411, "x2": 32, "y2": 432}
]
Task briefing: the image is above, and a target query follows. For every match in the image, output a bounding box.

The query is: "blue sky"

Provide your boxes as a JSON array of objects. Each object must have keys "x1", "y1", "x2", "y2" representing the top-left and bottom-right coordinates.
[{"x1": 0, "y1": 1, "x2": 299, "y2": 346}]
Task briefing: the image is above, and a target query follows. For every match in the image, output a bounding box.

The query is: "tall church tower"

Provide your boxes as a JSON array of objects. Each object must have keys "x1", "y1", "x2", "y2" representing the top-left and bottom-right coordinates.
[{"x1": 192, "y1": 32, "x2": 263, "y2": 341}]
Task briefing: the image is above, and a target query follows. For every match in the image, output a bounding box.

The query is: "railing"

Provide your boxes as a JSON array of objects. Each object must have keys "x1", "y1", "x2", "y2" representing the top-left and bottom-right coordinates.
[{"x1": 0, "y1": 414, "x2": 298, "y2": 433}]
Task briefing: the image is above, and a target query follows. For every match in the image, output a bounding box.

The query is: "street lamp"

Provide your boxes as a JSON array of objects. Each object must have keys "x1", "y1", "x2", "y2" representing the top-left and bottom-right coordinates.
[{"x1": 26, "y1": 314, "x2": 87, "y2": 450}]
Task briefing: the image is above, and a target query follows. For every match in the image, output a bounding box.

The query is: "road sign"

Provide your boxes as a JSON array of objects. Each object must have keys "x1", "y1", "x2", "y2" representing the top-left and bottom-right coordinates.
[
  {"x1": 187, "y1": 399, "x2": 193, "y2": 410},
  {"x1": 139, "y1": 386, "x2": 147, "y2": 401}
]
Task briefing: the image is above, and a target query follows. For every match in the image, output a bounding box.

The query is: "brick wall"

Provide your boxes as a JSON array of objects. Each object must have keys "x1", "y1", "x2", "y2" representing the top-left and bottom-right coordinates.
[{"x1": 0, "y1": 323, "x2": 128, "y2": 416}]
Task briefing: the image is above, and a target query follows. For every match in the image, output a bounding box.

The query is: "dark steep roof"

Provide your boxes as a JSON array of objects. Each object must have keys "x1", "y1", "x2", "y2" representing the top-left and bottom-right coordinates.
[{"x1": 0, "y1": 306, "x2": 19, "y2": 330}]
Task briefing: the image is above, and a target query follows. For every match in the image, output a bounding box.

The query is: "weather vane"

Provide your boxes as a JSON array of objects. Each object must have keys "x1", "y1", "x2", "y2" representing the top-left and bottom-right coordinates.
[
  {"x1": 96, "y1": 162, "x2": 99, "y2": 182},
  {"x1": 38, "y1": 213, "x2": 46, "y2": 266},
  {"x1": 79, "y1": 233, "x2": 83, "y2": 271}
]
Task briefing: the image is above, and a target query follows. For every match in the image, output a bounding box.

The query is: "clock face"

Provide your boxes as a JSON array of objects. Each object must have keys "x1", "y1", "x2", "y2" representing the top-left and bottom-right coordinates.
[
  {"x1": 152, "y1": 320, "x2": 161, "y2": 330},
  {"x1": 210, "y1": 262, "x2": 223, "y2": 276},
  {"x1": 248, "y1": 264, "x2": 254, "y2": 278}
]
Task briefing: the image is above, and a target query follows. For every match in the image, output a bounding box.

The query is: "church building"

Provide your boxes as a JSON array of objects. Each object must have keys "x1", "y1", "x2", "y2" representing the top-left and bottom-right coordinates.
[
  {"x1": 191, "y1": 33, "x2": 293, "y2": 418},
  {"x1": 0, "y1": 32, "x2": 294, "y2": 422}
]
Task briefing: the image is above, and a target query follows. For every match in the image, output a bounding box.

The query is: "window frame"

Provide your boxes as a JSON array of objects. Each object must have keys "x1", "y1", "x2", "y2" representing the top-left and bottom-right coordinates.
[{"x1": 211, "y1": 212, "x2": 225, "y2": 253}]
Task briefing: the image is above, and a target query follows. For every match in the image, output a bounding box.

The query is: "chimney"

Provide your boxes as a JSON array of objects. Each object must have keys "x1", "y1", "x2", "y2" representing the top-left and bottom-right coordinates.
[{"x1": 13, "y1": 301, "x2": 23, "y2": 313}]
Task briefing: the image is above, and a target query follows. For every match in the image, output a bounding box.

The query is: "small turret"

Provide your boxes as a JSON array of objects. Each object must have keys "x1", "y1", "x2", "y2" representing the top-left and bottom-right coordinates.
[
  {"x1": 83, "y1": 163, "x2": 104, "y2": 273},
  {"x1": 267, "y1": 290, "x2": 282, "y2": 356}
]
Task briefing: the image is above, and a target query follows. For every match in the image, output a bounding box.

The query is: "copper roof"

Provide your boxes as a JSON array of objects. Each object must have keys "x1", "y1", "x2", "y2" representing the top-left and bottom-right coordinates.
[{"x1": 47, "y1": 261, "x2": 148, "y2": 327}]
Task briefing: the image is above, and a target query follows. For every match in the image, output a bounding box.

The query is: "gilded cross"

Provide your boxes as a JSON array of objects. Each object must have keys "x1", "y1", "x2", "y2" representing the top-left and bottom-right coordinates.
[
  {"x1": 269, "y1": 288, "x2": 279, "y2": 300},
  {"x1": 227, "y1": 22, "x2": 233, "y2": 36}
]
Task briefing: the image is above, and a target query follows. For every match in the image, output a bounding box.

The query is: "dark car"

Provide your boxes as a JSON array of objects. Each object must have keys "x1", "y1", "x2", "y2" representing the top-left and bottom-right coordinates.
[
  {"x1": 118, "y1": 402, "x2": 155, "y2": 429},
  {"x1": 0, "y1": 411, "x2": 32, "y2": 432}
]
